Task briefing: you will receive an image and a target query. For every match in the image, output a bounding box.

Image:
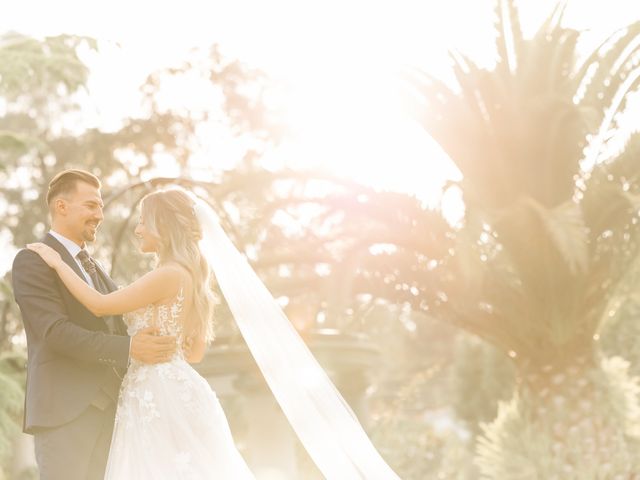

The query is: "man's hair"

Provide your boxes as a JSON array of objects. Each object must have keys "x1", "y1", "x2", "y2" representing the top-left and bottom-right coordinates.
[{"x1": 46, "y1": 169, "x2": 101, "y2": 206}]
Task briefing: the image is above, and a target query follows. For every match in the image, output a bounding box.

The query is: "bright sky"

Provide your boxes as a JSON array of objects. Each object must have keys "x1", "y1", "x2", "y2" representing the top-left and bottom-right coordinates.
[
  {"x1": 4, "y1": 0, "x2": 638, "y2": 191},
  {"x1": 2, "y1": 0, "x2": 639, "y2": 273}
]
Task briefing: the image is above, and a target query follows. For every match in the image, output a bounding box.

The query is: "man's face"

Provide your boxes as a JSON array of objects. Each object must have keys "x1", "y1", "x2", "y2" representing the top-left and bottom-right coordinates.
[{"x1": 55, "y1": 182, "x2": 104, "y2": 245}]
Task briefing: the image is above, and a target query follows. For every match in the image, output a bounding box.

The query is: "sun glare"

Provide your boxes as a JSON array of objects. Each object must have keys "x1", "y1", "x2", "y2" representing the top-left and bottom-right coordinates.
[
  {"x1": 4, "y1": 0, "x2": 638, "y2": 231},
  {"x1": 276, "y1": 64, "x2": 461, "y2": 203},
  {"x1": 254, "y1": 1, "x2": 469, "y2": 213},
  {"x1": 256, "y1": 0, "x2": 639, "y2": 223}
]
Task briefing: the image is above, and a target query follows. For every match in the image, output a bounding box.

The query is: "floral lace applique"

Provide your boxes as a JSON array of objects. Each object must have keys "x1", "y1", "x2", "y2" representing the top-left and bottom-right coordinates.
[
  {"x1": 157, "y1": 289, "x2": 184, "y2": 333},
  {"x1": 116, "y1": 288, "x2": 192, "y2": 429},
  {"x1": 123, "y1": 303, "x2": 153, "y2": 336},
  {"x1": 115, "y1": 365, "x2": 159, "y2": 428}
]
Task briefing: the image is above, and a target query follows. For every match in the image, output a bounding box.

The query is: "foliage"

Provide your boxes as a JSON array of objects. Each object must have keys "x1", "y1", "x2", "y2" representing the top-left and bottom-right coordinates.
[
  {"x1": 599, "y1": 251, "x2": 640, "y2": 377},
  {"x1": 367, "y1": 309, "x2": 477, "y2": 479},
  {"x1": 0, "y1": 33, "x2": 279, "y2": 345},
  {"x1": 0, "y1": 351, "x2": 27, "y2": 478},
  {"x1": 0, "y1": 32, "x2": 92, "y2": 99},
  {"x1": 476, "y1": 356, "x2": 640, "y2": 479},
  {"x1": 451, "y1": 334, "x2": 515, "y2": 434},
  {"x1": 372, "y1": 412, "x2": 475, "y2": 480},
  {"x1": 0, "y1": 277, "x2": 21, "y2": 353}
]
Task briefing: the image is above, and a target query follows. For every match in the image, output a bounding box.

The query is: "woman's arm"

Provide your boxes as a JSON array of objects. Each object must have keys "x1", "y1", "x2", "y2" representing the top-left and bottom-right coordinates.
[{"x1": 27, "y1": 243, "x2": 182, "y2": 316}]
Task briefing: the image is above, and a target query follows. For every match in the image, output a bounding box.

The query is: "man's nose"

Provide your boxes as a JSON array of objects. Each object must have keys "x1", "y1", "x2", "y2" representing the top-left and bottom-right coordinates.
[{"x1": 95, "y1": 208, "x2": 104, "y2": 222}]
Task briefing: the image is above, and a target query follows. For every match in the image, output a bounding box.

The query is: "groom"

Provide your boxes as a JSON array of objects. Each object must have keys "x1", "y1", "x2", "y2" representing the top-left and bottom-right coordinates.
[{"x1": 12, "y1": 169, "x2": 177, "y2": 480}]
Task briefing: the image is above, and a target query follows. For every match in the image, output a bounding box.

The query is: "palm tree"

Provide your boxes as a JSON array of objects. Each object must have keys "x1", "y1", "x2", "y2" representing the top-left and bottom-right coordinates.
[{"x1": 401, "y1": 0, "x2": 640, "y2": 476}]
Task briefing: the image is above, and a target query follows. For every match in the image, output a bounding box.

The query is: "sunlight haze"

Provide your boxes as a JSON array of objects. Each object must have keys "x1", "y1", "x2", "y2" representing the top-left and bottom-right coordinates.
[{"x1": 4, "y1": 1, "x2": 638, "y2": 199}]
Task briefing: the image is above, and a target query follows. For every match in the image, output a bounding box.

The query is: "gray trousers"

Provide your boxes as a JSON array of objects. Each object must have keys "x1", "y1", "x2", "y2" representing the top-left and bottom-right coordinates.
[{"x1": 34, "y1": 402, "x2": 116, "y2": 480}]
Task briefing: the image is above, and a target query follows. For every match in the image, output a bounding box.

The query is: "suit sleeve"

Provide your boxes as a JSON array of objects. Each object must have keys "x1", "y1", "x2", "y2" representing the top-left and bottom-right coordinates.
[{"x1": 12, "y1": 249, "x2": 131, "y2": 368}]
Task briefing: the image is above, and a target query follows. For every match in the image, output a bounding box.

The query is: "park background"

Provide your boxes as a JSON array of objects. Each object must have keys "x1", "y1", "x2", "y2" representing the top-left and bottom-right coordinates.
[{"x1": 2, "y1": 0, "x2": 640, "y2": 478}]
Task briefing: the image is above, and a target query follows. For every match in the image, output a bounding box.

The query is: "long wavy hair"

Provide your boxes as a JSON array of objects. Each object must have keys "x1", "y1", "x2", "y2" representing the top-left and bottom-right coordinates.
[{"x1": 140, "y1": 187, "x2": 216, "y2": 342}]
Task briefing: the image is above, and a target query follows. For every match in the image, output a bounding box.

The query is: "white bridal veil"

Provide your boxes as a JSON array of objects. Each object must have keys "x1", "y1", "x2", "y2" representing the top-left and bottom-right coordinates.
[{"x1": 193, "y1": 198, "x2": 400, "y2": 479}]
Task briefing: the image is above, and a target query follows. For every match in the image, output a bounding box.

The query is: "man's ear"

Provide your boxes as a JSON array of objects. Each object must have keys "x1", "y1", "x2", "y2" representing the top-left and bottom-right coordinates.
[{"x1": 53, "y1": 198, "x2": 67, "y2": 217}]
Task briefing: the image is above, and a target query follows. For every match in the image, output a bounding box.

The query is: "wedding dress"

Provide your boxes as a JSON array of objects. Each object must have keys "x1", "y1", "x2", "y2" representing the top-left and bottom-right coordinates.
[
  {"x1": 103, "y1": 195, "x2": 399, "y2": 480},
  {"x1": 104, "y1": 287, "x2": 254, "y2": 480}
]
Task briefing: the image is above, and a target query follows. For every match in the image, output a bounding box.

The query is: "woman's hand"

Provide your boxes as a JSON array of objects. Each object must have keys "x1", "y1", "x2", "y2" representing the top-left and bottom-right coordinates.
[{"x1": 26, "y1": 243, "x2": 63, "y2": 270}]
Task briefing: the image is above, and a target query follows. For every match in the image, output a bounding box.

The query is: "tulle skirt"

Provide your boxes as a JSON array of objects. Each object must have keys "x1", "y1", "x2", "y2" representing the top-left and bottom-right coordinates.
[{"x1": 104, "y1": 358, "x2": 255, "y2": 479}]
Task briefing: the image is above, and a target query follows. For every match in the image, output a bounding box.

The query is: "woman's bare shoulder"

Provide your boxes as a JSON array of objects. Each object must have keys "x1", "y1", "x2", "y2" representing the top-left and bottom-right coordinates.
[{"x1": 158, "y1": 262, "x2": 193, "y2": 287}]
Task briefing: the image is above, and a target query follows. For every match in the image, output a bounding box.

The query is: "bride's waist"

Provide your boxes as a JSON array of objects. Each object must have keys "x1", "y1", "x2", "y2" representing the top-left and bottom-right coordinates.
[{"x1": 128, "y1": 354, "x2": 188, "y2": 370}]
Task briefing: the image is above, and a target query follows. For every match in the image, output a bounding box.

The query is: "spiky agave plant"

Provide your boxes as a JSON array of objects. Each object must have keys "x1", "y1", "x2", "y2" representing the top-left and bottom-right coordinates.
[{"x1": 404, "y1": 0, "x2": 640, "y2": 477}]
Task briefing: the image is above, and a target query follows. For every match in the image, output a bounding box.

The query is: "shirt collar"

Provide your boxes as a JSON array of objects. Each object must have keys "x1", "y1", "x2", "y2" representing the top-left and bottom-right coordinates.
[{"x1": 49, "y1": 230, "x2": 85, "y2": 259}]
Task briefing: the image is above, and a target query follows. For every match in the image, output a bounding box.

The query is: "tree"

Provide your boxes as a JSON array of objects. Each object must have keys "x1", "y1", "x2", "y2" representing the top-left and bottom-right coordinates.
[
  {"x1": 401, "y1": 0, "x2": 640, "y2": 476},
  {"x1": 0, "y1": 33, "x2": 95, "y2": 474},
  {"x1": 0, "y1": 32, "x2": 285, "y2": 476},
  {"x1": 0, "y1": 351, "x2": 26, "y2": 478},
  {"x1": 0, "y1": 32, "x2": 280, "y2": 339}
]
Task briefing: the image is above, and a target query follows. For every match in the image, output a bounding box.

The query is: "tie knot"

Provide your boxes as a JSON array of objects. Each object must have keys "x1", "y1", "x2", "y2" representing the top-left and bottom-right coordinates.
[{"x1": 77, "y1": 250, "x2": 96, "y2": 275}]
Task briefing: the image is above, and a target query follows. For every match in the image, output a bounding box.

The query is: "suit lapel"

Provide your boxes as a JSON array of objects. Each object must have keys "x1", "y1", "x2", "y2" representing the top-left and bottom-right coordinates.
[
  {"x1": 92, "y1": 258, "x2": 128, "y2": 335},
  {"x1": 93, "y1": 260, "x2": 117, "y2": 293},
  {"x1": 43, "y1": 234, "x2": 89, "y2": 285},
  {"x1": 43, "y1": 234, "x2": 127, "y2": 335}
]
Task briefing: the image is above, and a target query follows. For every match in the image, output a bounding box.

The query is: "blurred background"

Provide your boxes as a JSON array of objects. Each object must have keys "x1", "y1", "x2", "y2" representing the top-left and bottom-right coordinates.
[{"x1": 2, "y1": 0, "x2": 640, "y2": 478}]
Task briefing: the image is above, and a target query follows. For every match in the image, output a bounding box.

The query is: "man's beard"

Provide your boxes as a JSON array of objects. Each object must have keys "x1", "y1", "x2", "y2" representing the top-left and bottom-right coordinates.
[{"x1": 82, "y1": 223, "x2": 99, "y2": 242}]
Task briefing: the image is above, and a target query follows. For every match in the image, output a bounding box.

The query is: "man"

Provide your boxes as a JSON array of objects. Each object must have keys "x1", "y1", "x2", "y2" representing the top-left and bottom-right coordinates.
[{"x1": 12, "y1": 169, "x2": 177, "y2": 479}]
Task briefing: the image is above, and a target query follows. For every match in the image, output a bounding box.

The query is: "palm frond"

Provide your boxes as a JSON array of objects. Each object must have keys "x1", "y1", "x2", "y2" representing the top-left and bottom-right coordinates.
[
  {"x1": 576, "y1": 22, "x2": 640, "y2": 113},
  {"x1": 539, "y1": 0, "x2": 569, "y2": 34},
  {"x1": 505, "y1": 0, "x2": 524, "y2": 61},
  {"x1": 493, "y1": 0, "x2": 512, "y2": 75}
]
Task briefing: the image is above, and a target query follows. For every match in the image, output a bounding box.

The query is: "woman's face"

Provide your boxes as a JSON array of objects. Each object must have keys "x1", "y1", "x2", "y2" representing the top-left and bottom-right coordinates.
[{"x1": 134, "y1": 213, "x2": 159, "y2": 253}]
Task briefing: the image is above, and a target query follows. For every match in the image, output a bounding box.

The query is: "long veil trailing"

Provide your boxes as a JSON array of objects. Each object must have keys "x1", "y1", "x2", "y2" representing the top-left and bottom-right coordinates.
[{"x1": 193, "y1": 198, "x2": 400, "y2": 479}]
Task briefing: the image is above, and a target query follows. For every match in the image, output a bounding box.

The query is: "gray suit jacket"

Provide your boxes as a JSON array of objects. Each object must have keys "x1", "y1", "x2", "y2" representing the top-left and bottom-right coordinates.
[{"x1": 12, "y1": 233, "x2": 130, "y2": 433}]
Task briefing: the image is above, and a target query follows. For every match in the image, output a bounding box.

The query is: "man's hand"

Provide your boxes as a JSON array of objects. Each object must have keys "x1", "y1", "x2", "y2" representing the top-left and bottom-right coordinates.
[{"x1": 130, "y1": 327, "x2": 177, "y2": 364}]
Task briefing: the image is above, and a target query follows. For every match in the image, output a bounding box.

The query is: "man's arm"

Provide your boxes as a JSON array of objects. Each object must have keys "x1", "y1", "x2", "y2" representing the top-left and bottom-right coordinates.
[{"x1": 14, "y1": 250, "x2": 142, "y2": 367}]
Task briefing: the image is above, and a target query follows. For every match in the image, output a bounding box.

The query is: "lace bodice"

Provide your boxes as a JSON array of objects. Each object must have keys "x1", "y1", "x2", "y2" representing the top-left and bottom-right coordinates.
[{"x1": 124, "y1": 287, "x2": 186, "y2": 358}]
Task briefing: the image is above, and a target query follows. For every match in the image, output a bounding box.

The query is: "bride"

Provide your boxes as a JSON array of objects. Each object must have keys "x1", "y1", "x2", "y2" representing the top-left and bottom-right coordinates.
[{"x1": 27, "y1": 186, "x2": 400, "y2": 479}]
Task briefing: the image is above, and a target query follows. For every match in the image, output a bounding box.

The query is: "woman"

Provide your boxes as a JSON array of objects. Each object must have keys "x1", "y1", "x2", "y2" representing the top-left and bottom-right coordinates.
[
  {"x1": 29, "y1": 186, "x2": 401, "y2": 480},
  {"x1": 28, "y1": 188, "x2": 255, "y2": 479}
]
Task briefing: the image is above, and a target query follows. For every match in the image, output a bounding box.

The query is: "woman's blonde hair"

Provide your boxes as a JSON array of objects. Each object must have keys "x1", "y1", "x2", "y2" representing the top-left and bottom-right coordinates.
[{"x1": 140, "y1": 187, "x2": 216, "y2": 342}]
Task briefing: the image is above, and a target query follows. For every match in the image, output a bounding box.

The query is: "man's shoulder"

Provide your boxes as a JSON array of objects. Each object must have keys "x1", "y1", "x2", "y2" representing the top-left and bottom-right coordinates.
[
  {"x1": 12, "y1": 246, "x2": 49, "y2": 273},
  {"x1": 13, "y1": 234, "x2": 60, "y2": 263},
  {"x1": 13, "y1": 247, "x2": 37, "y2": 264}
]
